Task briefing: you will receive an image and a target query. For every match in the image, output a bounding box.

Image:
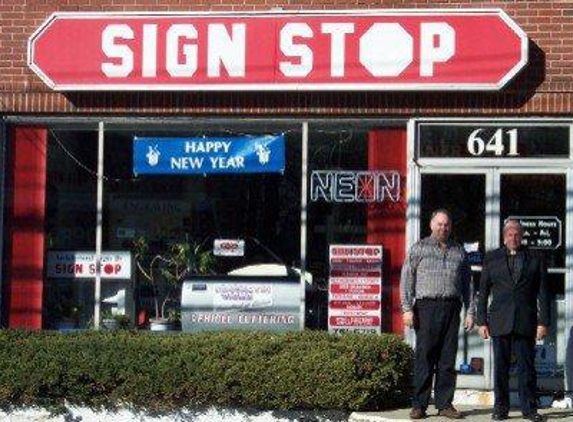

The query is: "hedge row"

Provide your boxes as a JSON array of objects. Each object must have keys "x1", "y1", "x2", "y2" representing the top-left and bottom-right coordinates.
[{"x1": 0, "y1": 330, "x2": 413, "y2": 412}]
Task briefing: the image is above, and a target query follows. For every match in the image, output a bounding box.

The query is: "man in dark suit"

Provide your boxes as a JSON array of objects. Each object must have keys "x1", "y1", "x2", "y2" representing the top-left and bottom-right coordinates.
[{"x1": 477, "y1": 219, "x2": 550, "y2": 422}]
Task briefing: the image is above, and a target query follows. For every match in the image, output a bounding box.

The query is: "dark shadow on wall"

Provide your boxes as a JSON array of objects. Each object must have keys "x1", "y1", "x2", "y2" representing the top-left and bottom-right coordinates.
[
  {"x1": 63, "y1": 40, "x2": 546, "y2": 115},
  {"x1": 504, "y1": 40, "x2": 546, "y2": 100},
  {"x1": 452, "y1": 38, "x2": 546, "y2": 112}
]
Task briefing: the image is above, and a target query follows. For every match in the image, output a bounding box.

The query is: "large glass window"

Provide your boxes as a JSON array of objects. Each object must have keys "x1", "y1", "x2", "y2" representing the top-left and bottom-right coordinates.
[
  {"x1": 38, "y1": 120, "x2": 304, "y2": 330},
  {"x1": 102, "y1": 122, "x2": 301, "y2": 326},
  {"x1": 306, "y1": 123, "x2": 401, "y2": 331},
  {"x1": 44, "y1": 127, "x2": 98, "y2": 329}
]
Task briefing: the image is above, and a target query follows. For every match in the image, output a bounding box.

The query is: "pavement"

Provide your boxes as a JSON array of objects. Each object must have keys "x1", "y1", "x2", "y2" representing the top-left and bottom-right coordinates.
[{"x1": 349, "y1": 406, "x2": 573, "y2": 421}]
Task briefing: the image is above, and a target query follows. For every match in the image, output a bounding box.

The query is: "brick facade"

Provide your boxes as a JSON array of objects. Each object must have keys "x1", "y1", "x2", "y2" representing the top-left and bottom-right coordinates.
[{"x1": 0, "y1": 0, "x2": 571, "y2": 115}]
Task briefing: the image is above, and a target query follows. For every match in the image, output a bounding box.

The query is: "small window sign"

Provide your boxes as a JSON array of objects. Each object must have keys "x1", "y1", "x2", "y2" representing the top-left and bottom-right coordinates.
[
  {"x1": 417, "y1": 122, "x2": 570, "y2": 159},
  {"x1": 214, "y1": 239, "x2": 245, "y2": 257},
  {"x1": 463, "y1": 242, "x2": 482, "y2": 265},
  {"x1": 46, "y1": 251, "x2": 132, "y2": 279}
]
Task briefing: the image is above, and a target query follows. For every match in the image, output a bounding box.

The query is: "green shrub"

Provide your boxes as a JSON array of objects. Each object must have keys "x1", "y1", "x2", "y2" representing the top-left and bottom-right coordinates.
[{"x1": 0, "y1": 330, "x2": 412, "y2": 412}]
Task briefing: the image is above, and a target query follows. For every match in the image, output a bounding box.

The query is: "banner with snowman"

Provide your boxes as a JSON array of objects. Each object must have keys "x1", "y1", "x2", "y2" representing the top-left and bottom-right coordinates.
[{"x1": 133, "y1": 135, "x2": 285, "y2": 175}]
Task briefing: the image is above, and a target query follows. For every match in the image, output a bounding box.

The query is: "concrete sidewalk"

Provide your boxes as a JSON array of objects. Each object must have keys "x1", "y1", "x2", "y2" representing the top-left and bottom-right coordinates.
[{"x1": 349, "y1": 406, "x2": 573, "y2": 421}]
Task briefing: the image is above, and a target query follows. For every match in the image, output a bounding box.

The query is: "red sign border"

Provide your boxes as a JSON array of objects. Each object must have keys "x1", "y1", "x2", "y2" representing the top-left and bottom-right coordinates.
[{"x1": 27, "y1": 9, "x2": 528, "y2": 92}]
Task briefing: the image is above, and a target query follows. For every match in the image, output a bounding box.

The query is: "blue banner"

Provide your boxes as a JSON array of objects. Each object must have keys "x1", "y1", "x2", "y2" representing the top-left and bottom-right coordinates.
[{"x1": 133, "y1": 135, "x2": 285, "y2": 175}]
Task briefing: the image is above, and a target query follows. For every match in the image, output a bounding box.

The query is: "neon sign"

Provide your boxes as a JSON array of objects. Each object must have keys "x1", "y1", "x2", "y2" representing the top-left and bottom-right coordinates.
[{"x1": 310, "y1": 170, "x2": 400, "y2": 203}]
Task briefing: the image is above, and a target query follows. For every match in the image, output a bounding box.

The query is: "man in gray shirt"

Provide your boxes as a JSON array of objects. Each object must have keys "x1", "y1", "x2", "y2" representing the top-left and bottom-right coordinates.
[{"x1": 401, "y1": 209, "x2": 475, "y2": 419}]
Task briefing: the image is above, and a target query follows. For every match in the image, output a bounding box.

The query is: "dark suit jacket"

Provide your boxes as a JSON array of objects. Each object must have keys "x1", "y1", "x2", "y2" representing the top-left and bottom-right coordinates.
[{"x1": 476, "y1": 247, "x2": 550, "y2": 337}]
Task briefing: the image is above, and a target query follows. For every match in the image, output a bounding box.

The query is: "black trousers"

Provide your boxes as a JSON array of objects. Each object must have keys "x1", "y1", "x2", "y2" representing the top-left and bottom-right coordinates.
[
  {"x1": 492, "y1": 333, "x2": 537, "y2": 415},
  {"x1": 413, "y1": 298, "x2": 461, "y2": 410}
]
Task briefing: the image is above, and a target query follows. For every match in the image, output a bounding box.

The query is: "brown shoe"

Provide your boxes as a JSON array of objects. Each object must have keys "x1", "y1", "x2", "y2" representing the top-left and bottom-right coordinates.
[
  {"x1": 409, "y1": 408, "x2": 427, "y2": 419},
  {"x1": 438, "y1": 406, "x2": 464, "y2": 419}
]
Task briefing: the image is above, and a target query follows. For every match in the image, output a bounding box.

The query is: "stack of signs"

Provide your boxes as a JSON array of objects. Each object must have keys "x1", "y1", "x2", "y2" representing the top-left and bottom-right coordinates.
[{"x1": 328, "y1": 245, "x2": 383, "y2": 335}]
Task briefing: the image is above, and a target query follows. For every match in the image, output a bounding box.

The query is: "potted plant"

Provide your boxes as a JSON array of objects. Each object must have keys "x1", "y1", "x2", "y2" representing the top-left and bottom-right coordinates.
[
  {"x1": 133, "y1": 236, "x2": 215, "y2": 331},
  {"x1": 101, "y1": 310, "x2": 131, "y2": 330},
  {"x1": 101, "y1": 309, "x2": 119, "y2": 330},
  {"x1": 165, "y1": 308, "x2": 182, "y2": 331}
]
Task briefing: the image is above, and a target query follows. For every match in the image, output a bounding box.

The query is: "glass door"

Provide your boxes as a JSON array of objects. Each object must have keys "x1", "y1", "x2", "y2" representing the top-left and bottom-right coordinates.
[
  {"x1": 417, "y1": 169, "x2": 569, "y2": 391},
  {"x1": 499, "y1": 171, "x2": 567, "y2": 391},
  {"x1": 420, "y1": 171, "x2": 491, "y2": 389},
  {"x1": 413, "y1": 118, "x2": 572, "y2": 392}
]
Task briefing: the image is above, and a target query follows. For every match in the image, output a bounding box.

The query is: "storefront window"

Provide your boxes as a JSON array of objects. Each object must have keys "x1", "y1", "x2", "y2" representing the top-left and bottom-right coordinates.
[
  {"x1": 307, "y1": 126, "x2": 366, "y2": 330},
  {"x1": 102, "y1": 122, "x2": 301, "y2": 325},
  {"x1": 44, "y1": 128, "x2": 98, "y2": 329},
  {"x1": 36, "y1": 120, "x2": 305, "y2": 330},
  {"x1": 306, "y1": 123, "x2": 400, "y2": 331}
]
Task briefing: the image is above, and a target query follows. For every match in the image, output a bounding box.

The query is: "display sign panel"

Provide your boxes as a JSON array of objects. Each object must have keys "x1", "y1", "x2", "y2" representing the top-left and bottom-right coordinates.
[
  {"x1": 28, "y1": 10, "x2": 527, "y2": 91},
  {"x1": 133, "y1": 135, "x2": 285, "y2": 175},
  {"x1": 46, "y1": 251, "x2": 132, "y2": 279},
  {"x1": 328, "y1": 245, "x2": 382, "y2": 334},
  {"x1": 507, "y1": 216, "x2": 562, "y2": 250},
  {"x1": 417, "y1": 123, "x2": 570, "y2": 159},
  {"x1": 181, "y1": 277, "x2": 300, "y2": 332}
]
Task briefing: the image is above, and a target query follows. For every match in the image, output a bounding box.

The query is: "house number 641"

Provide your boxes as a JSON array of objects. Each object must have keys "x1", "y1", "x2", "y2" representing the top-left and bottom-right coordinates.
[{"x1": 467, "y1": 128, "x2": 519, "y2": 156}]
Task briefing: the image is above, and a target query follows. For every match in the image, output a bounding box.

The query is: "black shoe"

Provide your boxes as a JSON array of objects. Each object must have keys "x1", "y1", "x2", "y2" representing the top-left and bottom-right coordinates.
[
  {"x1": 491, "y1": 411, "x2": 508, "y2": 420},
  {"x1": 523, "y1": 413, "x2": 545, "y2": 422}
]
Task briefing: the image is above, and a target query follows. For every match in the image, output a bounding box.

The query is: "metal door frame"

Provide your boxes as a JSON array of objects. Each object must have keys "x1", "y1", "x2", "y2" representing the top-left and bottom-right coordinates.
[
  {"x1": 407, "y1": 118, "x2": 573, "y2": 391},
  {"x1": 414, "y1": 167, "x2": 495, "y2": 389},
  {"x1": 497, "y1": 167, "x2": 571, "y2": 392}
]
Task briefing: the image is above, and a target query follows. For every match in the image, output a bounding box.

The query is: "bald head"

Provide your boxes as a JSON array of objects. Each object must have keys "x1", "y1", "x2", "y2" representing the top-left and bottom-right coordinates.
[{"x1": 430, "y1": 209, "x2": 452, "y2": 244}]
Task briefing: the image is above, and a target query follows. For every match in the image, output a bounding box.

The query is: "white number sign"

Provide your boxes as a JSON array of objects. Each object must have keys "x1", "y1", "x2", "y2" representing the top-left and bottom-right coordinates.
[{"x1": 467, "y1": 128, "x2": 519, "y2": 157}]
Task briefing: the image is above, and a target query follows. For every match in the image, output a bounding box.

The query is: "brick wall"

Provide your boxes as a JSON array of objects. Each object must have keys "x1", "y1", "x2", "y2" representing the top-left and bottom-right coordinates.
[{"x1": 0, "y1": 0, "x2": 571, "y2": 115}]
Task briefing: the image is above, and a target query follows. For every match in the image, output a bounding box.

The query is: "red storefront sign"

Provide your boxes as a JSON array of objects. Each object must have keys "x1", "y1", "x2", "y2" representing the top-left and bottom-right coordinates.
[
  {"x1": 330, "y1": 283, "x2": 381, "y2": 295},
  {"x1": 329, "y1": 316, "x2": 381, "y2": 327},
  {"x1": 28, "y1": 10, "x2": 527, "y2": 91},
  {"x1": 329, "y1": 300, "x2": 381, "y2": 310},
  {"x1": 329, "y1": 270, "x2": 382, "y2": 277}
]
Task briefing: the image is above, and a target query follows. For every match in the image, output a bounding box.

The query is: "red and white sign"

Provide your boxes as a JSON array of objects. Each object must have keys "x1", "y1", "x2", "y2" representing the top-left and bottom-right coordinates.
[
  {"x1": 214, "y1": 239, "x2": 245, "y2": 257},
  {"x1": 46, "y1": 251, "x2": 131, "y2": 279},
  {"x1": 330, "y1": 283, "x2": 381, "y2": 295},
  {"x1": 330, "y1": 300, "x2": 381, "y2": 311},
  {"x1": 28, "y1": 10, "x2": 527, "y2": 91},
  {"x1": 329, "y1": 316, "x2": 381, "y2": 327},
  {"x1": 328, "y1": 244, "x2": 383, "y2": 335}
]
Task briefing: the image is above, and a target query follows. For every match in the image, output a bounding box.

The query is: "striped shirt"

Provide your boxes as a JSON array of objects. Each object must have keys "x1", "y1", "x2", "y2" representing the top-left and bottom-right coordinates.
[{"x1": 400, "y1": 236, "x2": 475, "y2": 315}]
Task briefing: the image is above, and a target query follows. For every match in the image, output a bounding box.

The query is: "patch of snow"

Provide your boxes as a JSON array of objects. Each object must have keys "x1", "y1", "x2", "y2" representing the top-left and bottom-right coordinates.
[{"x1": 0, "y1": 406, "x2": 348, "y2": 422}]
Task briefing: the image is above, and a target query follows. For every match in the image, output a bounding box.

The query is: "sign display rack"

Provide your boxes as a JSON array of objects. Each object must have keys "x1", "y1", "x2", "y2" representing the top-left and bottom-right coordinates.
[{"x1": 328, "y1": 244, "x2": 383, "y2": 334}]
